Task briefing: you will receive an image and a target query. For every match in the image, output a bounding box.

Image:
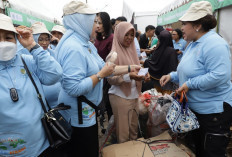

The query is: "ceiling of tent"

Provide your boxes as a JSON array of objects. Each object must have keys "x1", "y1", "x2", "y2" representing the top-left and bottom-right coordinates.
[
  {"x1": 159, "y1": 0, "x2": 190, "y2": 15},
  {"x1": 3, "y1": 0, "x2": 176, "y2": 24},
  {"x1": 7, "y1": 0, "x2": 56, "y2": 22},
  {"x1": 122, "y1": 0, "x2": 175, "y2": 22}
]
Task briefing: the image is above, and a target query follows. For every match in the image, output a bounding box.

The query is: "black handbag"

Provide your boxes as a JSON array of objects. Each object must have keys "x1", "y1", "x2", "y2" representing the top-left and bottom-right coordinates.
[{"x1": 21, "y1": 57, "x2": 72, "y2": 148}]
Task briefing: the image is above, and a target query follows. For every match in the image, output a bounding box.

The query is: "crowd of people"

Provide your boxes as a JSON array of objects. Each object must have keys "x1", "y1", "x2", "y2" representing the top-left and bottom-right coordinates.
[{"x1": 0, "y1": 1, "x2": 232, "y2": 157}]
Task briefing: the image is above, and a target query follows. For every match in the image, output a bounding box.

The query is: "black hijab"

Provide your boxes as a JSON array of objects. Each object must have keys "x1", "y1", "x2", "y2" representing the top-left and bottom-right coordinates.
[
  {"x1": 155, "y1": 26, "x2": 164, "y2": 36},
  {"x1": 144, "y1": 30, "x2": 178, "y2": 79}
]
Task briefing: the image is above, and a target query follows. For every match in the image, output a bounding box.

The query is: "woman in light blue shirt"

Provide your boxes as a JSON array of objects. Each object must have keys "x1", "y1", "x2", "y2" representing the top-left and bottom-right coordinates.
[
  {"x1": 172, "y1": 28, "x2": 187, "y2": 61},
  {"x1": 55, "y1": 1, "x2": 140, "y2": 157},
  {"x1": 31, "y1": 22, "x2": 61, "y2": 109},
  {"x1": 160, "y1": 2, "x2": 232, "y2": 157},
  {"x1": 0, "y1": 14, "x2": 62, "y2": 157}
]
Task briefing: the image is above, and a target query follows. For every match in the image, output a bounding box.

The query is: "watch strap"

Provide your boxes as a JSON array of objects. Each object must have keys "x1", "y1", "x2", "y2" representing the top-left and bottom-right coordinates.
[
  {"x1": 30, "y1": 44, "x2": 40, "y2": 53},
  {"x1": 96, "y1": 73, "x2": 102, "y2": 81}
]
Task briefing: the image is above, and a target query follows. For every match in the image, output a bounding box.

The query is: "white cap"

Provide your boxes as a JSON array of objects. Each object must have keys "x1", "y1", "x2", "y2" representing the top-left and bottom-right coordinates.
[
  {"x1": 51, "y1": 25, "x2": 66, "y2": 34},
  {"x1": 0, "y1": 13, "x2": 18, "y2": 34},
  {"x1": 179, "y1": 1, "x2": 213, "y2": 21},
  {"x1": 63, "y1": 1, "x2": 97, "y2": 16},
  {"x1": 31, "y1": 22, "x2": 51, "y2": 36}
]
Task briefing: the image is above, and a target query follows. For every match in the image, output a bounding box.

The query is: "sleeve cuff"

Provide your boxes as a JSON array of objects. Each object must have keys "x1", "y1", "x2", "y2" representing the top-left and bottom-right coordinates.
[
  {"x1": 186, "y1": 80, "x2": 192, "y2": 89},
  {"x1": 82, "y1": 77, "x2": 94, "y2": 93},
  {"x1": 31, "y1": 46, "x2": 45, "y2": 57},
  {"x1": 170, "y1": 72, "x2": 175, "y2": 81},
  {"x1": 123, "y1": 74, "x2": 131, "y2": 82}
]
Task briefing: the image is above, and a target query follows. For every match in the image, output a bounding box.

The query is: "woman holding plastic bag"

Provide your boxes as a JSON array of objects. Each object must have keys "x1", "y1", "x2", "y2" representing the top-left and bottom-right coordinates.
[{"x1": 160, "y1": 1, "x2": 232, "y2": 157}]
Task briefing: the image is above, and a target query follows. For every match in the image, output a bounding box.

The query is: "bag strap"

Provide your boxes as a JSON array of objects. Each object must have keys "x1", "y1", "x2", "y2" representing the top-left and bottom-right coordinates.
[
  {"x1": 77, "y1": 95, "x2": 99, "y2": 124},
  {"x1": 21, "y1": 56, "x2": 48, "y2": 113},
  {"x1": 180, "y1": 91, "x2": 188, "y2": 103},
  {"x1": 174, "y1": 91, "x2": 189, "y2": 114},
  {"x1": 48, "y1": 103, "x2": 71, "y2": 112},
  {"x1": 174, "y1": 91, "x2": 188, "y2": 103}
]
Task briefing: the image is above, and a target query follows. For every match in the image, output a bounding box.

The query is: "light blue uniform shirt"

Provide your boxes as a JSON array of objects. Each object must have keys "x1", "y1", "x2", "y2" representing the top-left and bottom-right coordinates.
[
  {"x1": 134, "y1": 37, "x2": 141, "y2": 58},
  {"x1": 42, "y1": 48, "x2": 62, "y2": 108},
  {"x1": 16, "y1": 40, "x2": 30, "y2": 55},
  {"x1": 173, "y1": 38, "x2": 187, "y2": 61},
  {"x1": 0, "y1": 47, "x2": 62, "y2": 157},
  {"x1": 56, "y1": 30, "x2": 105, "y2": 127},
  {"x1": 50, "y1": 44, "x2": 56, "y2": 50},
  {"x1": 170, "y1": 30, "x2": 232, "y2": 114}
]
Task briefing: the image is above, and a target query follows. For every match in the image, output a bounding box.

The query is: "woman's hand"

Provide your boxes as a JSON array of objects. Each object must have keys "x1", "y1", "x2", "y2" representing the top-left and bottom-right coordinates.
[
  {"x1": 140, "y1": 60, "x2": 145, "y2": 65},
  {"x1": 98, "y1": 62, "x2": 116, "y2": 78},
  {"x1": 16, "y1": 26, "x2": 36, "y2": 51},
  {"x1": 160, "y1": 74, "x2": 171, "y2": 87},
  {"x1": 130, "y1": 65, "x2": 141, "y2": 72},
  {"x1": 176, "y1": 83, "x2": 189, "y2": 95},
  {"x1": 144, "y1": 72, "x2": 150, "y2": 82},
  {"x1": 50, "y1": 35, "x2": 59, "y2": 45},
  {"x1": 129, "y1": 72, "x2": 144, "y2": 81},
  {"x1": 177, "y1": 50, "x2": 182, "y2": 55}
]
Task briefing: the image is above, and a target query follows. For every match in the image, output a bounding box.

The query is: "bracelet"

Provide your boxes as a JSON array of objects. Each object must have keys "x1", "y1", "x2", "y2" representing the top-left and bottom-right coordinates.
[{"x1": 128, "y1": 65, "x2": 131, "y2": 72}]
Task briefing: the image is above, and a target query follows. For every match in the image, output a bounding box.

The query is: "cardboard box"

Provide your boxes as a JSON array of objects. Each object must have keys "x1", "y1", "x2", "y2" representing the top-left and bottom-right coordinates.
[{"x1": 102, "y1": 131, "x2": 189, "y2": 157}]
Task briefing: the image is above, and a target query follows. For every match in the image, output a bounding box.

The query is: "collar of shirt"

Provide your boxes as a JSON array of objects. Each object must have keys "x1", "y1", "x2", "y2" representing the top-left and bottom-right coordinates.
[
  {"x1": 195, "y1": 30, "x2": 214, "y2": 43},
  {"x1": 0, "y1": 54, "x2": 23, "y2": 71}
]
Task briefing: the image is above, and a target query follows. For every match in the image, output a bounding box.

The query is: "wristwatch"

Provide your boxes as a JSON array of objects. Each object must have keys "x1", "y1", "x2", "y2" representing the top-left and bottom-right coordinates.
[
  {"x1": 30, "y1": 44, "x2": 40, "y2": 53},
  {"x1": 96, "y1": 73, "x2": 103, "y2": 81}
]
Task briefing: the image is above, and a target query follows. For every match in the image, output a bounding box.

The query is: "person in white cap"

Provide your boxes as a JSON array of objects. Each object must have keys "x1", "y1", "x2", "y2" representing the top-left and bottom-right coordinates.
[
  {"x1": 0, "y1": 13, "x2": 62, "y2": 156},
  {"x1": 55, "y1": 1, "x2": 141, "y2": 156},
  {"x1": 51, "y1": 25, "x2": 66, "y2": 40},
  {"x1": 160, "y1": 1, "x2": 232, "y2": 156},
  {"x1": 50, "y1": 25, "x2": 66, "y2": 49},
  {"x1": 30, "y1": 22, "x2": 62, "y2": 111},
  {"x1": 31, "y1": 22, "x2": 52, "y2": 51}
]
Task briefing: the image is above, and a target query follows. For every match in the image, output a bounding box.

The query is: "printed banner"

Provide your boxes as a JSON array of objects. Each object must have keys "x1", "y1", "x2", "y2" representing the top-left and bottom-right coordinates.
[
  {"x1": 6, "y1": 8, "x2": 56, "y2": 31},
  {"x1": 158, "y1": 0, "x2": 232, "y2": 25}
]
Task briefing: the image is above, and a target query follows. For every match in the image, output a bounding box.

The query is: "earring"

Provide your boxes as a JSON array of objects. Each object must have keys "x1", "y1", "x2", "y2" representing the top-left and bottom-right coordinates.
[{"x1": 196, "y1": 29, "x2": 199, "y2": 32}]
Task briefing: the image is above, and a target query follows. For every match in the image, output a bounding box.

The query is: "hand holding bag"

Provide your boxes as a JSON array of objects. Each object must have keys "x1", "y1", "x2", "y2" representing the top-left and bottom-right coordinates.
[
  {"x1": 21, "y1": 57, "x2": 72, "y2": 148},
  {"x1": 166, "y1": 91, "x2": 200, "y2": 133}
]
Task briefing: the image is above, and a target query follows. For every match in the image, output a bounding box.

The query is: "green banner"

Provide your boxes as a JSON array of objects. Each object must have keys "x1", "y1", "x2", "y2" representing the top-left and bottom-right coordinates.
[
  {"x1": 158, "y1": 0, "x2": 232, "y2": 25},
  {"x1": 6, "y1": 8, "x2": 56, "y2": 31}
]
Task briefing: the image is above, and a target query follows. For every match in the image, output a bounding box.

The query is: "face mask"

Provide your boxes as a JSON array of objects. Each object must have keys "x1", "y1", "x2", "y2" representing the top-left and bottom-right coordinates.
[{"x1": 0, "y1": 41, "x2": 17, "y2": 61}]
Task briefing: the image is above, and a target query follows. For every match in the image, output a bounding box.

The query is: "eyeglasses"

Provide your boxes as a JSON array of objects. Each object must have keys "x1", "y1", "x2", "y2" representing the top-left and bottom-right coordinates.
[
  {"x1": 38, "y1": 38, "x2": 50, "y2": 43},
  {"x1": 172, "y1": 34, "x2": 177, "y2": 36}
]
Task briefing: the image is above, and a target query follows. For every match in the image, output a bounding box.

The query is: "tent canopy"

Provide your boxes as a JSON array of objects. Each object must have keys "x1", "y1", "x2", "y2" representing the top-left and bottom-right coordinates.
[
  {"x1": 2, "y1": 0, "x2": 59, "y2": 30},
  {"x1": 122, "y1": 0, "x2": 174, "y2": 32},
  {"x1": 122, "y1": 0, "x2": 173, "y2": 22}
]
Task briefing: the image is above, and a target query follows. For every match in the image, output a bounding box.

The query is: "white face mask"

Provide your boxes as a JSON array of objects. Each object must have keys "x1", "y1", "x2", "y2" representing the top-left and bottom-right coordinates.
[{"x1": 0, "y1": 41, "x2": 17, "y2": 61}]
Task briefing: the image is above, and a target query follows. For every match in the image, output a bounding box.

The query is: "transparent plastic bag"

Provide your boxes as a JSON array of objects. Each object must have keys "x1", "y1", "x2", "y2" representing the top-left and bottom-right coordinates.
[{"x1": 147, "y1": 94, "x2": 173, "y2": 137}]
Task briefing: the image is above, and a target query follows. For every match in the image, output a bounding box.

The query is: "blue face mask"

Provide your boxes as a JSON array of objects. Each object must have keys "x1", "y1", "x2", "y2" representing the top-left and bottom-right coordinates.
[{"x1": 0, "y1": 41, "x2": 17, "y2": 61}]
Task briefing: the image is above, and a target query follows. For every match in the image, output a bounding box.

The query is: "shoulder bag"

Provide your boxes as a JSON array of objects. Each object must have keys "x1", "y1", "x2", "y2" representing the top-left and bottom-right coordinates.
[{"x1": 21, "y1": 57, "x2": 72, "y2": 148}]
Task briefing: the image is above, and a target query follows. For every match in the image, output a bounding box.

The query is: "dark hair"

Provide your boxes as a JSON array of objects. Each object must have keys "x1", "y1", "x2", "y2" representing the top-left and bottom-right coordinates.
[
  {"x1": 111, "y1": 18, "x2": 116, "y2": 25},
  {"x1": 136, "y1": 31, "x2": 140, "y2": 38},
  {"x1": 190, "y1": 14, "x2": 217, "y2": 32},
  {"x1": 116, "y1": 16, "x2": 127, "y2": 22},
  {"x1": 96, "y1": 12, "x2": 112, "y2": 41},
  {"x1": 174, "y1": 29, "x2": 183, "y2": 39},
  {"x1": 155, "y1": 25, "x2": 164, "y2": 36},
  {"x1": 145, "y1": 25, "x2": 156, "y2": 32}
]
